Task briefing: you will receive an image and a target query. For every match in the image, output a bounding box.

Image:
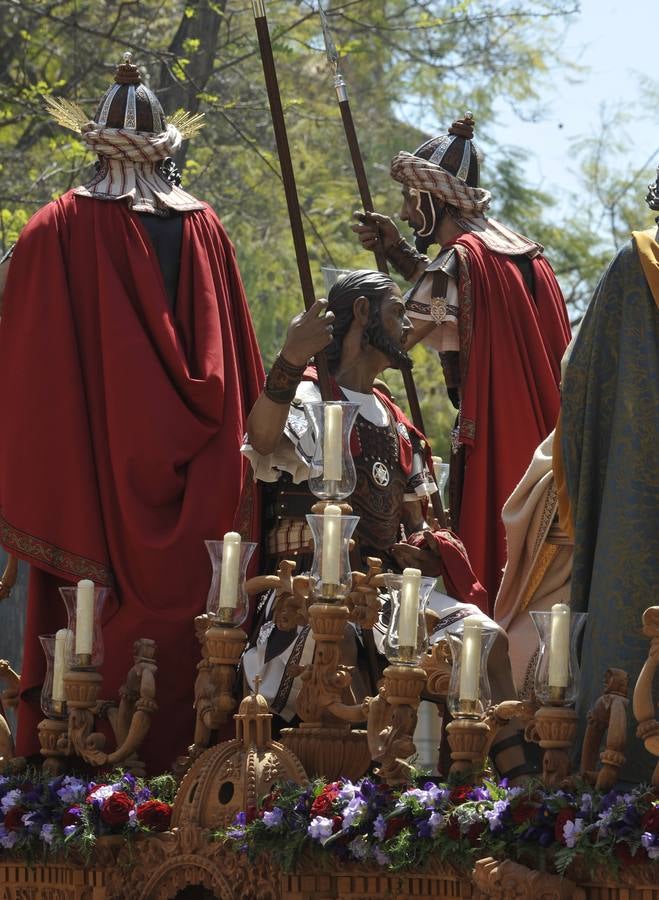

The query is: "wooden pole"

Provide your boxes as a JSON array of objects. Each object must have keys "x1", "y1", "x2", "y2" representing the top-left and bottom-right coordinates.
[
  {"x1": 252, "y1": 0, "x2": 332, "y2": 399},
  {"x1": 322, "y1": 16, "x2": 447, "y2": 526}
]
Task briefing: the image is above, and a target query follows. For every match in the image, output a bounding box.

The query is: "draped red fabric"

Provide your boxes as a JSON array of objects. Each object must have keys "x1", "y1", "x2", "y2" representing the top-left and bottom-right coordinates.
[
  {"x1": 407, "y1": 529, "x2": 488, "y2": 609},
  {"x1": 0, "y1": 191, "x2": 264, "y2": 773},
  {"x1": 449, "y1": 233, "x2": 571, "y2": 610}
]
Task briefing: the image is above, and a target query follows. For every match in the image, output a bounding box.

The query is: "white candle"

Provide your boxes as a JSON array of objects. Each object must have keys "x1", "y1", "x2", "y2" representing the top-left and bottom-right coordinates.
[
  {"x1": 219, "y1": 532, "x2": 242, "y2": 610},
  {"x1": 431, "y1": 455, "x2": 443, "y2": 479},
  {"x1": 321, "y1": 504, "x2": 342, "y2": 586},
  {"x1": 399, "y1": 567, "x2": 421, "y2": 650},
  {"x1": 323, "y1": 404, "x2": 343, "y2": 482},
  {"x1": 459, "y1": 615, "x2": 482, "y2": 703},
  {"x1": 548, "y1": 603, "x2": 570, "y2": 688},
  {"x1": 75, "y1": 579, "x2": 95, "y2": 656},
  {"x1": 52, "y1": 628, "x2": 73, "y2": 702}
]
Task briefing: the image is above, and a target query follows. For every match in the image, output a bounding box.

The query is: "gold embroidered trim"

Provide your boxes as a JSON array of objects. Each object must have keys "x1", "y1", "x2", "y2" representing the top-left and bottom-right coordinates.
[{"x1": 0, "y1": 514, "x2": 112, "y2": 585}]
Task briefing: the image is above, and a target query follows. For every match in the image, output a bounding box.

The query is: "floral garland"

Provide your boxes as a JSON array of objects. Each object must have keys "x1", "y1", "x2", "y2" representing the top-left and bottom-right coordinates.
[
  {"x1": 220, "y1": 777, "x2": 659, "y2": 876},
  {"x1": 0, "y1": 769, "x2": 175, "y2": 862}
]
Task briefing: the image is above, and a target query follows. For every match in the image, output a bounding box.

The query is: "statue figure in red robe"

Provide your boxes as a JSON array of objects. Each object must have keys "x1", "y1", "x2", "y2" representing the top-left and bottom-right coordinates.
[
  {"x1": 353, "y1": 114, "x2": 571, "y2": 608},
  {"x1": 0, "y1": 55, "x2": 264, "y2": 773}
]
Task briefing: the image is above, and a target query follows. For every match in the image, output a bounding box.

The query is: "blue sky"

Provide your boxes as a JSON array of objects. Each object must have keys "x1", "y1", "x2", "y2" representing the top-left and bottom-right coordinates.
[{"x1": 491, "y1": 0, "x2": 658, "y2": 207}]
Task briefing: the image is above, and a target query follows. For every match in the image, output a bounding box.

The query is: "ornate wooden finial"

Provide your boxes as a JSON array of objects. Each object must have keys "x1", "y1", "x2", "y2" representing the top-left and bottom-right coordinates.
[
  {"x1": 115, "y1": 52, "x2": 141, "y2": 85},
  {"x1": 254, "y1": 674, "x2": 262, "y2": 695},
  {"x1": 448, "y1": 112, "x2": 475, "y2": 140}
]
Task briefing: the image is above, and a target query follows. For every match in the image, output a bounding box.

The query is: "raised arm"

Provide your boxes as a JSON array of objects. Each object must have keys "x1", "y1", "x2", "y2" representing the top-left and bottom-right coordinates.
[{"x1": 247, "y1": 299, "x2": 335, "y2": 456}]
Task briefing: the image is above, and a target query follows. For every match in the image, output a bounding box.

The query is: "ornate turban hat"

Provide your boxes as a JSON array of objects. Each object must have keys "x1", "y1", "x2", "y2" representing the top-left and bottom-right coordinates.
[
  {"x1": 390, "y1": 112, "x2": 491, "y2": 238},
  {"x1": 43, "y1": 53, "x2": 205, "y2": 214}
]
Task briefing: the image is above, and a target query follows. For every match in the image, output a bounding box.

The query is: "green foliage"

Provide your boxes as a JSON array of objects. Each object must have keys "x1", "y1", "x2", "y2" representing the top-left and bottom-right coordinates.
[{"x1": 0, "y1": 0, "x2": 651, "y2": 446}]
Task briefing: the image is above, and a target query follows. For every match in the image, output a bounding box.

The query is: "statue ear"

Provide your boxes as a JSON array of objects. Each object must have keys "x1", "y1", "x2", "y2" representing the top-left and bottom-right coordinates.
[{"x1": 353, "y1": 294, "x2": 370, "y2": 326}]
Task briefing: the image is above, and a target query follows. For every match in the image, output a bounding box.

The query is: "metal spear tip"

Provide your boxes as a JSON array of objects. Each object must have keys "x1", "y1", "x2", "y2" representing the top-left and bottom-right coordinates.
[{"x1": 319, "y1": 4, "x2": 340, "y2": 67}]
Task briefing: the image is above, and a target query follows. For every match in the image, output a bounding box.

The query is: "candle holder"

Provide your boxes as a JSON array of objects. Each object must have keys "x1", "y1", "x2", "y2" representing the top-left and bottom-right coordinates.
[
  {"x1": 205, "y1": 538, "x2": 258, "y2": 626},
  {"x1": 305, "y1": 510, "x2": 359, "y2": 600},
  {"x1": 303, "y1": 400, "x2": 360, "y2": 500},
  {"x1": 524, "y1": 611, "x2": 587, "y2": 787},
  {"x1": 444, "y1": 621, "x2": 499, "y2": 778},
  {"x1": 36, "y1": 634, "x2": 69, "y2": 775},
  {"x1": 59, "y1": 585, "x2": 109, "y2": 668},
  {"x1": 382, "y1": 573, "x2": 434, "y2": 665},
  {"x1": 445, "y1": 621, "x2": 499, "y2": 719},
  {"x1": 529, "y1": 610, "x2": 587, "y2": 706},
  {"x1": 0, "y1": 659, "x2": 20, "y2": 773}
]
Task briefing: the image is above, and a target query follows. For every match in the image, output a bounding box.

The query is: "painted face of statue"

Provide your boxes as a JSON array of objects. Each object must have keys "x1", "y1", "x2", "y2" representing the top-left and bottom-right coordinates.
[{"x1": 364, "y1": 285, "x2": 412, "y2": 370}]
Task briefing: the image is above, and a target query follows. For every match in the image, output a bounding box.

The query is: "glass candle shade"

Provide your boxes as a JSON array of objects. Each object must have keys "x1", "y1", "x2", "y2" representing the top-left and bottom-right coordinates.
[
  {"x1": 39, "y1": 633, "x2": 69, "y2": 718},
  {"x1": 320, "y1": 266, "x2": 352, "y2": 294},
  {"x1": 306, "y1": 509, "x2": 359, "y2": 601},
  {"x1": 303, "y1": 400, "x2": 360, "y2": 500},
  {"x1": 432, "y1": 456, "x2": 450, "y2": 509},
  {"x1": 59, "y1": 584, "x2": 109, "y2": 668},
  {"x1": 530, "y1": 608, "x2": 587, "y2": 706},
  {"x1": 446, "y1": 618, "x2": 499, "y2": 718},
  {"x1": 383, "y1": 572, "x2": 435, "y2": 665},
  {"x1": 205, "y1": 538, "x2": 257, "y2": 626}
]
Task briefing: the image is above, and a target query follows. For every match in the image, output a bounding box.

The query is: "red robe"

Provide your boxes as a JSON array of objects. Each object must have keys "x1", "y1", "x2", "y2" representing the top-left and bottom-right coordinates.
[
  {"x1": 0, "y1": 191, "x2": 264, "y2": 773},
  {"x1": 449, "y1": 233, "x2": 571, "y2": 610}
]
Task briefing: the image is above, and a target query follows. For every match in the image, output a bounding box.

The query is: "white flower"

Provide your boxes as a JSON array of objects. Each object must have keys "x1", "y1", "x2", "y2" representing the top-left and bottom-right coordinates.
[
  {"x1": 338, "y1": 782, "x2": 357, "y2": 802},
  {"x1": 262, "y1": 808, "x2": 283, "y2": 828},
  {"x1": 57, "y1": 777, "x2": 86, "y2": 805},
  {"x1": 308, "y1": 816, "x2": 334, "y2": 842},
  {"x1": 88, "y1": 784, "x2": 115, "y2": 801},
  {"x1": 580, "y1": 793, "x2": 593, "y2": 813},
  {"x1": 127, "y1": 809, "x2": 139, "y2": 830},
  {"x1": 373, "y1": 814, "x2": 387, "y2": 841}
]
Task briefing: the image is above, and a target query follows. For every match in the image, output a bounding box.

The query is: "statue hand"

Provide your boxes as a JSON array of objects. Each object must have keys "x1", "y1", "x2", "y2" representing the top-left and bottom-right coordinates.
[
  {"x1": 351, "y1": 211, "x2": 401, "y2": 253},
  {"x1": 281, "y1": 299, "x2": 335, "y2": 367}
]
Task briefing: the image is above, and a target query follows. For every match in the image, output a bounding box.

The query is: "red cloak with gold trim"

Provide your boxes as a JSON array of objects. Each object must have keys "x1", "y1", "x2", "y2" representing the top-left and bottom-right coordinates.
[
  {"x1": 450, "y1": 233, "x2": 571, "y2": 609},
  {"x1": 0, "y1": 191, "x2": 264, "y2": 772}
]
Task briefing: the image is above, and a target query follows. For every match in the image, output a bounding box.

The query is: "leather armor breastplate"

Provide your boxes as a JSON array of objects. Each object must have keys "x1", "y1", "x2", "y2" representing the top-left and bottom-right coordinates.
[{"x1": 351, "y1": 414, "x2": 406, "y2": 555}]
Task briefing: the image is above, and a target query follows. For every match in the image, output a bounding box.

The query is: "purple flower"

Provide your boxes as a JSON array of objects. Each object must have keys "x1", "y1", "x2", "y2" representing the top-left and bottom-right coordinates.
[
  {"x1": 135, "y1": 787, "x2": 152, "y2": 804},
  {"x1": 39, "y1": 824, "x2": 56, "y2": 846},
  {"x1": 1, "y1": 789, "x2": 22, "y2": 813},
  {"x1": 428, "y1": 811, "x2": 444, "y2": 836},
  {"x1": 234, "y1": 811, "x2": 247, "y2": 826},
  {"x1": 373, "y1": 845, "x2": 389, "y2": 866},
  {"x1": 263, "y1": 807, "x2": 284, "y2": 828},
  {"x1": 122, "y1": 773, "x2": 137, "y2": 790},
  {"x1": 484, "y1": 799, "x2": 509, "y2": 833},
  {"x1": 359, "y1": 779, "x2": 376, "y2": 800},
  {"x1": 563, "y1": 818, "x2": 584, "y2": 848},
  {"x1": 373, "y1": 814, "x2": 387, "y2": 841},
  {"x1": 57, "y1": 776, "x2": 86, "y2": 805},
  {"x1": 641, "y1": 832, "x2": 659, "y2": 860},
  {"x1": 63, "y1": 824, "x2": 77, "y2": 838},
  {"x1": 342, "y1": 797, "x2": 365, "y2": 828},
  {"x1": 348, "y1": 835, "x2": 370, "y2": 860},
  {"x1": 308, "y1": 816, "x2": 334, "y2": 841},
  {"x1": 0, "y1": 825, "x2": 18, "y2": 849},
  {"x1": 469, "y1": 786, "x2": 490, "y2": 802}
]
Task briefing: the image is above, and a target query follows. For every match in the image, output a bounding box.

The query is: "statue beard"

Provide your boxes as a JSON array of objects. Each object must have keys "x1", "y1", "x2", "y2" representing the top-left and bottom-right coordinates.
[{"x1": 363, "y1": 310, "x2": 412, "y2": 371}]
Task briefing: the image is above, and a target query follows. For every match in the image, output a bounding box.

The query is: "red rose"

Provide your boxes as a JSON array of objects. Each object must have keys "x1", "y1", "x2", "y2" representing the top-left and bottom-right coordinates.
[
  {"x1": 554, "y1": 807, "x2": 577, "y2": 844},
  {"x1": 641, "y1": 805, "x2": 659, "y2": 835},
  {"x1": 331, "y1": 815, "x2": 343, "y2": 834},
  {"x1": 449, "y1": 785, "x2": 473, "y2": 804},
  {"x1": 100, "y1": 791, "x2": 135, "y2": 827},
  {"x1": 466, "y1": 821, "x2": 485, "y2": 847},
  {"x1": 245, "y1": 805, "x2": 258, "y2": 824},
  {"x1": 311, "y1": 785, "x2": 340, "y2": 818},
  {"x1": 445, "y1": 816, "x2": 461, "y2": 841},
  {"x1": 614, "y1": 842, "x2": 648, "y2": 866},
  {"x1": 136, "y1": 800, "x2": 172, "y2": 832},
  {"x1": 3, "y1": 806, "x2": 27, "y2": 831},
  {"x1": 381, "y1": 815, "x2": 404, "y2": 840},
  {"x1": 511, "y1": 801, "x2": 538, "y2": 825}
]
